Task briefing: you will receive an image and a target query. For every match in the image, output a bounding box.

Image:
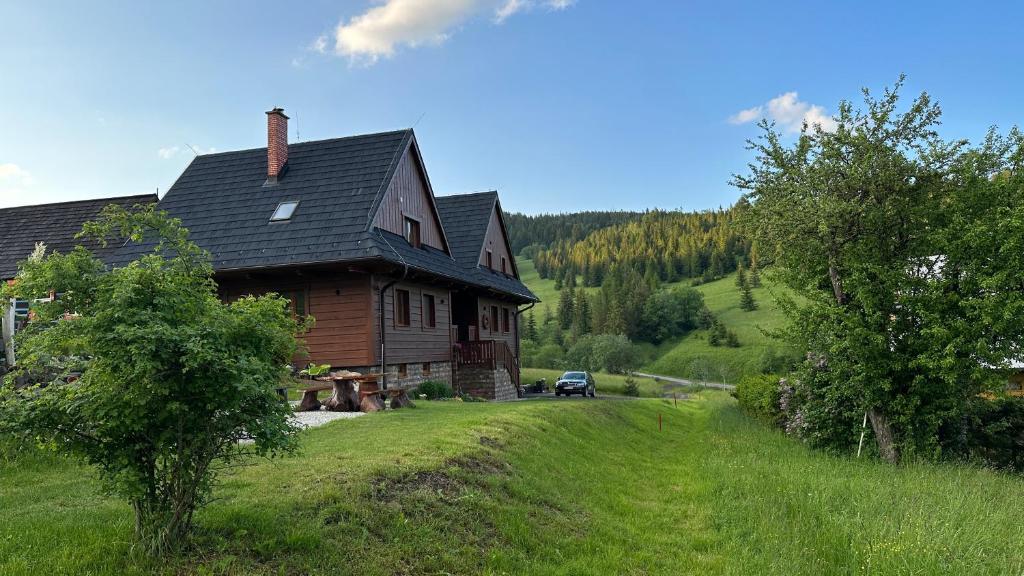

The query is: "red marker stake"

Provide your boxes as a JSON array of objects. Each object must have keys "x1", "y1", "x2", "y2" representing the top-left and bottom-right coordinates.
[{"x1": 658, "y1": 413, "x2": 662, "y2": 431}]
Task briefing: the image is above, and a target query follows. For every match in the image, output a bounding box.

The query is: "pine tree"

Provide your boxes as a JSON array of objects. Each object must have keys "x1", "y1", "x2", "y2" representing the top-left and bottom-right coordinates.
[
  {"x1": 525, "y1": 310, "x2": 538, "y2": 341},
  {"x1": 557, "y1": 285, "x2": 575, "y2": 329},
  {"x1": 739, "y1": 273, "x2": 758, "y2": 311},
  {"x1": 735, "y1": 261, "x2": 747, "y2": 288},
  {"x1": 572, "y1": 290, "x2": 592, "y2": 338},
  {"x1": 749, "y1": 262, "x2": 761, "y2": 288}
]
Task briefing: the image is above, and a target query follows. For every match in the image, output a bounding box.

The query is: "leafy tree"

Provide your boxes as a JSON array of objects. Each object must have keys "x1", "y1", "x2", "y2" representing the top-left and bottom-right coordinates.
[
  {"x1": 639, "y1": 287, "x2": 704, "y2": 344},
  {"x1": 735, "y1": 77, "x2": 1024, "y2": 463},
  {"x1": 0, "y1": 205, "x2": 304, "y2": 553}
]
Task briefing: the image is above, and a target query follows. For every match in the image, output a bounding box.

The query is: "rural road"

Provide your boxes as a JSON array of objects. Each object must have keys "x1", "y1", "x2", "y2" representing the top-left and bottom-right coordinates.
[{"x1": 632, "y1": 372, "x2": 736, "y2": 391}]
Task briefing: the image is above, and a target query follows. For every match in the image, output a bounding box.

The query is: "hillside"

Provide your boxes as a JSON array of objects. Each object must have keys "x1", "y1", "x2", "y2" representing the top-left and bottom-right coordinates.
[
  {"x1": 5, "y1": 396, "x2": 1023, "y2": 574},
  {"x1": 518, "y1": 256, "x2": 792, "y2": 382}
]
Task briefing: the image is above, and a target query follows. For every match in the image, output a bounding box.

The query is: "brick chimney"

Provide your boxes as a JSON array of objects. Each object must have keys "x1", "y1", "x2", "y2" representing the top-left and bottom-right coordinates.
[{"x1": 266, "y1": 107, "x2": 289, "y2": 181}]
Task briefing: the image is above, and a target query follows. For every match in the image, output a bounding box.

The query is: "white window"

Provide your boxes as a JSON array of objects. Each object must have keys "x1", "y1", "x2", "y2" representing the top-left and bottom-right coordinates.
[{"x1": 271, "y1": 201, "x2": 299, "y2": 221}]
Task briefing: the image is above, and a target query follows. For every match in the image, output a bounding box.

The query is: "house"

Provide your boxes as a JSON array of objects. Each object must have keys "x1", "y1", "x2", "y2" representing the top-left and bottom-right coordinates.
[
  {"x1": 2, "y1": 109, "x2": 538, "y2": 399},
  {"x1": 1, "y1": 194, "x2": 159, "y2": 366}
]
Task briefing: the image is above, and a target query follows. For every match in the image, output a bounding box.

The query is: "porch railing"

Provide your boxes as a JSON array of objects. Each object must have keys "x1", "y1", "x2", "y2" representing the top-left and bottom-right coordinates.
[{"x1": 453, "y1": 339, "x2": 520, "y2": 388}]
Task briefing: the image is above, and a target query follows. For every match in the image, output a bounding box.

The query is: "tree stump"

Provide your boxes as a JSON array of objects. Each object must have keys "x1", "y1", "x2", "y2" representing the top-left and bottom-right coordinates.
[
  {"x1": 360, "y1": 391, "x2": 386, "y2": 412},
  {"x1": 322, "y1": 379, "x2": 360, "y2": 412},
  {"x1": 297, "y1": 388, "x2": 323, "y2": 411},
  {"x1": 389, "y1": 389, "x2": 415, "y2": 409}
]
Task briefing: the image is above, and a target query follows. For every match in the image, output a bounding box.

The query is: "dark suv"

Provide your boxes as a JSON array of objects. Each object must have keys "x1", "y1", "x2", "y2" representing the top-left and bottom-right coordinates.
[{"x1": 555, "y1": 371, "x2": 596, "y2": 397}]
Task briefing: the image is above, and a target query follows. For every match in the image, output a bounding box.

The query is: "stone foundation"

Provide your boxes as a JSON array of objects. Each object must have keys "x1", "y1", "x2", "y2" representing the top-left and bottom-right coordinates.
[
  {"x1": 343, "y1": 361, "x2": 453, "y2": 390},
  {"x1": 457, "y1": 365, "x2": 517, "y2": 401}
]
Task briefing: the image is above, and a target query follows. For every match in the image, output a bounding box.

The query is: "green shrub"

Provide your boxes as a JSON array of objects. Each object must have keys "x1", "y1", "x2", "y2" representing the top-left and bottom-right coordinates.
[
  {"x1": 734, "y1": 374, "x2": 782, "y2": 424},
  {"x1": 950, "y1": 396, "x2": 1024, "y2": 472},
  {"x1": 623, "y1": 376, "x2": 640, "y2": 397},
  {"x1": 415, "y1": 381, "x2": 454, "y2": 400}
]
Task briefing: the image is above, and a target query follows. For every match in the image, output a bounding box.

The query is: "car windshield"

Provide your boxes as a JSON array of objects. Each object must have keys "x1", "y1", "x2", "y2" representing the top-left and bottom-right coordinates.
[{"x1": 562, "y1": 372, "x2": 586, "y2": 380}]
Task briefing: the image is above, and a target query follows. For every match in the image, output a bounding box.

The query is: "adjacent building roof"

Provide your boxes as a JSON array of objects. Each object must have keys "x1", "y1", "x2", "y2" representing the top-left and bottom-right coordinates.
[
  {"x1": 434, "y1": 191, "x2": 498, "y2": 268},
  {"x1": 0, "y1": 194, "x2": 157, "y2": 280}
]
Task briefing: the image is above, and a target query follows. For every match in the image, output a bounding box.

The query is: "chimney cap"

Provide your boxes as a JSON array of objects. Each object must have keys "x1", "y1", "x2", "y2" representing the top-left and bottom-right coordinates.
[{"x1": 266, "y1": 107, "x2": 289, "y2": 119}]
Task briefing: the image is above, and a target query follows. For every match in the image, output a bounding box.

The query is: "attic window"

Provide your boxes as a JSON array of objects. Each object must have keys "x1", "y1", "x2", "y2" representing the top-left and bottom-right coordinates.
[{"x1": 271, "y1": 201, "x2": 299, "y2": 222}]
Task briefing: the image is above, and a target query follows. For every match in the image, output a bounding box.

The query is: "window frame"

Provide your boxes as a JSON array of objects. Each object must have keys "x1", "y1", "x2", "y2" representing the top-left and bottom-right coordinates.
[
  {"x1": 490, "y1": 305, "x2": 499, "y2": 335},
  {"x1": 404, "y1": 216, "x2": 422, "y2": 248},
  {"x1": 501, "y1": 256, "x2": 508, "y2": 274},
  {"x1": 270, "y1": 200, "x2": 300, "y2": 222},
  {"x1": 422, "y1": 292, "x2": 436, "y2": 329},
  {"x1": 502, "y1": 307, "x2": 511, "y2": 333},
  {"x1": 394, "y1": 288, "x2": 411, "y2": 327},
  {"x1": 486, "y1": 250, "x2": 493, "y2": 269}
]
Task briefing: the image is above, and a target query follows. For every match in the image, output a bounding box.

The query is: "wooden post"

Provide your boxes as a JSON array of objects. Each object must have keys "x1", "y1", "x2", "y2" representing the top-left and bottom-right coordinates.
[{"x1": 658, "y1": 413, "x2": 662, "y2": 431}]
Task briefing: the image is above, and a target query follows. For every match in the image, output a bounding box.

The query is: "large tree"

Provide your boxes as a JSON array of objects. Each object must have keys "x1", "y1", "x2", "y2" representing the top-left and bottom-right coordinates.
[
  {"x1": 735, "y1": 78, "x2": 1024, "y2": 462},
  {"x1": 1, "y1": 205, "x2": 305, "y2": 553}
]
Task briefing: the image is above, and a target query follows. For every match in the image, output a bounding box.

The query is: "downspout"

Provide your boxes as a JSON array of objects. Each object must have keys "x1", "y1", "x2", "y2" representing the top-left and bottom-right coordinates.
[
  {"x1": 512, "y1": 301, "x2": 536, "y2": 388},
  {"x1": 376, "y1": 231, "x2": 409, "y2": 391}
]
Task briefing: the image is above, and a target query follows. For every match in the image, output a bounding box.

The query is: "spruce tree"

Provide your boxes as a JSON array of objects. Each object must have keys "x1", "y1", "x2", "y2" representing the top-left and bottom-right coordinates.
[
  {"x1": 739, "y1": 273, "x2": 758, "y2": 311},
  {"x1": 572, "y1": 290, "x2": 592, "y2": 337},
  {"x1": 735, "y1": 261, "x2": 747, "y2": 288},
  {"x1": 557, "y1": 285, "x2": 575, "y2": 329},
  {"x1": 525, "y1": 311, "x2": 538, "y2": 340}
]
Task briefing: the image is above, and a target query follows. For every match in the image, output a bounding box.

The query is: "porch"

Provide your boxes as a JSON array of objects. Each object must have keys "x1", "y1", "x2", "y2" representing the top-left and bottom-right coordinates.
[{"x1": 451, "y1": 335, "x2": 521, "y2": 401}]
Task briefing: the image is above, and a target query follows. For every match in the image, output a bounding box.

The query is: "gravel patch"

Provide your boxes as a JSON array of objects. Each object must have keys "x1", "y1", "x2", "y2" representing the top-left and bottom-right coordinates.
[{"x1": 239, "y1": 403, "x2": 366, "y2": 444}]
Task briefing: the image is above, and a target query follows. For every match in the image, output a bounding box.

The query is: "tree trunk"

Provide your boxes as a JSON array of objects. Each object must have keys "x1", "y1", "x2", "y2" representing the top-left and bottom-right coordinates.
[
  {"x1": 389, "y1": 389, "x2": 415, "y2": 409},
  {"x1": 868, "y1": 407, "x2": 900, "y2": 464}
]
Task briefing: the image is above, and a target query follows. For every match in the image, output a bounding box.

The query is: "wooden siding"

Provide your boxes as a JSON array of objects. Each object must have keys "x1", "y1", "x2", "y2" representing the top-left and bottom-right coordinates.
[
  {"x1": 476, "y1": 296, "x2": 519, "y2": 350},
  {"x1": 373, "y1": 278, "x2": 453, "y2": 365},
  {"x1": 479, "y1": 206, "x2": 517, "y2": 277},
  {"x1": 372, "y1": 149, "x2": 446, "y2": 251},
  {"x1": 217, "y1": 273, "x2": 375, "y2": 367}
]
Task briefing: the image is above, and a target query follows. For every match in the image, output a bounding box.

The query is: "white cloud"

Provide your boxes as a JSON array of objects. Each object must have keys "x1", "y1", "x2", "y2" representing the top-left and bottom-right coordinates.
[
  {"x1": 157, "y1": 146, "x2": 180, "y2": 159},
  {"x1": 729, "y1": 91, "x2": 837, "y2": 134},
  {"x1": 0, "y1": 163, "x2": 35, "y2": 208},
  {"x1": 330, "y1": 0, "x2": 576, "y2": 64}
]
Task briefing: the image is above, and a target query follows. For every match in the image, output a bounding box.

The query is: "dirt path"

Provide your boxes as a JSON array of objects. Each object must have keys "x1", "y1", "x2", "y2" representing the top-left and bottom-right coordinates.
[{"x1": 632, "y1": 371, "x2": 736, "y2": 391}]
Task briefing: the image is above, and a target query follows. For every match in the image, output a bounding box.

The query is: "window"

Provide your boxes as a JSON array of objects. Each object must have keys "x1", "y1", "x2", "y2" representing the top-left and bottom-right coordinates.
[
  {"x1": 404, "y1": 217, "x2": 421, "y2": 248},
  {"x1": 280, "y1": 289, "x2": 307, "y2": 318},
  {"x1": 501, "y1": 256, "x2": 507, "y2": 274},
  {"x1": 486, "y1": 250, "x2": 493, "y2": 269},
  {"x1": 502, "y1": 307, "x2": 511, "y2": 333},
  {"x1": 395, "y1": 289, "x2": 411, "y2": 327},
  {"x1": 422, "y1": 293, "x2": 436, "y2": 328},
  {"x1": 490, "y1": 305, "x2": 499, "y2": 334},
  {"x1": 398, "y1": 363, "x2": 408, "y2": 378},
  {"x1": 422, "y1": 362, "x2": 431, "y2": 376},
  {"x1": 271, "y1": 201, "x2": 299, "y2": 221}
]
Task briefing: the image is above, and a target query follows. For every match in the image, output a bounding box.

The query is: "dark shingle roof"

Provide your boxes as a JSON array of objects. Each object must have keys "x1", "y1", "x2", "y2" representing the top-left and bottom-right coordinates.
[
  {"x1": 435, "y1": 191, "x2": 537, "y2": 302},
  {"x1": 114, "y1": 129, "x2": 413, "y2": 270},
  {"x1": 0, "y1": 194, "x2": 158, "y2": 280},
  {"x1": 434, "y1": 192, "x2": 497, "y2": 267}
]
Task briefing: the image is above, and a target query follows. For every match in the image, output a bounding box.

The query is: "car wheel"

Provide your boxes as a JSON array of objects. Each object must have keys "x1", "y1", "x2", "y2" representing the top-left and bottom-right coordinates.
[
  {"x1": 589, "y1": 389, "x2": 596, "y2": 398},
  {"x1": 555, "y1": 391, "x2": 561, "y2": 397}
]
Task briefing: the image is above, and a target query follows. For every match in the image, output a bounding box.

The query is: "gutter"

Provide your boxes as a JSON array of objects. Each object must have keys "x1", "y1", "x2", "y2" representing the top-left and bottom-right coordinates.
[{"x1": 376, "y1": 231, "x2": 409, "y2": 391}]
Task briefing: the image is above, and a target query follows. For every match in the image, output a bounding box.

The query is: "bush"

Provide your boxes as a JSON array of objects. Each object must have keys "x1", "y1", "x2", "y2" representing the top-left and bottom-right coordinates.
[
  {"x1": 951, "y1": 396, "x2": 1024, "y2": 472},
  {"x1": 734, "y1": 374, "x2": 782, "y2": 424},
  {"x1": 623, "y1": 376, "x2": 640, "y2": 397},
  {"x1": 565, "y1": 334, "x2": 640, "y2": 374},
  {"x1": 524, "y1": 343, "x2": 564, "y2": 369},
  {"x1": 415, "y1": 380, "x2": 453, "y2": 400}
]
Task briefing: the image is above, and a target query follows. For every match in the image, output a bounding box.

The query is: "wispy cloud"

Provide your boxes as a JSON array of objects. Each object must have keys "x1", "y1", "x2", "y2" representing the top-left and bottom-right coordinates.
[
  {"x1": 729, "y1": 92, "x2": 837, "y2": 133},
  {"x1": 158, "y1": 144, "x2": 216, "y2": 159},
  {"x1": 0, "y1": 163, "x2": 36, "y2": 208},
  {"x1": 328, "y1": 0, "x2": 576, "y2": 64}
]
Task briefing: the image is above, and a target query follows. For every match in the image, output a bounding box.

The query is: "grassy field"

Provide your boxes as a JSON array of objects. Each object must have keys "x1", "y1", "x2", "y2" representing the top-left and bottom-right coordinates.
[
  {"x1": 521, "y1": 367, "x2": 697, "y2": 398},
  {"x1": 3, "y1": 395, "x2": 1023, "y2": 575},
  {"x1": 519, "y1": 257, "x2": 792, "y2": 382}
]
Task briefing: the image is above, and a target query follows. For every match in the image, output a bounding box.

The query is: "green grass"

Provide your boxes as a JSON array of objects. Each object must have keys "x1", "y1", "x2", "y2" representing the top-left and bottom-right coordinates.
[
  {"x1": 643, "y1": 273, "x2": 792, "y2": 382},
  {"x1": 518, "y1": 257, "x2": 791, "y2": 382},
  {"x1": 3, "y1": 396, "x2": 1023, "y2": 574},
  {"x1": 521, "y1": 367, "x2": 694, "y2": 397}
]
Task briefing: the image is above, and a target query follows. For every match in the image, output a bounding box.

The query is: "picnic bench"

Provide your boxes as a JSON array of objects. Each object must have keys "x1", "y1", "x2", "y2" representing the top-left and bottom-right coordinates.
[{"x1": 295, "y1": 371, "x2": 413, "y2": 413}]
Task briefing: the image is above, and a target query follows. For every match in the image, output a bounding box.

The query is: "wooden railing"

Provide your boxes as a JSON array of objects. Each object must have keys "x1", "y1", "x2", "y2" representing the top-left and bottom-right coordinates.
[{"x1": 453, "y1": 339, "x2": 520, "y2": 388}]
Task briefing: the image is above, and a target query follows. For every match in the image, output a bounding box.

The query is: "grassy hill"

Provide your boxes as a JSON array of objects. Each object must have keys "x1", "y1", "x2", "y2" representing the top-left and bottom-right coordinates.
[
  {"x1": 519, "y1": 257, "x2": 792, "y2": 382},
  {"x1": 4, "y1": 395, "x2": 1023, "y2": 574}
]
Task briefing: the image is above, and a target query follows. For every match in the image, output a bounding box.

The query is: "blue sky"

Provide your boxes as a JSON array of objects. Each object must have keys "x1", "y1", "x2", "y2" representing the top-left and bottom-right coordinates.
[{"x1": 2, "y1": 1, "x2": 1022, "y2": 214}]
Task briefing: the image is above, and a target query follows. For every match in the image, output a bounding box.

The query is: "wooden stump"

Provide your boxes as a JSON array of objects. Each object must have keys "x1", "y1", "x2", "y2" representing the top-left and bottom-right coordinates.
[
  {"x1": 360, "y1": 391, "x2": 386, "y2": 412},
  {"x1": 389, "y1": 389, "x2": 415, "y2": 409},
  {"x1": 297, "y1": 389, "x2": 322, "y2": 411},
  {"x1": 322, "y1": 379, "x2": 360, "y2": 412}
]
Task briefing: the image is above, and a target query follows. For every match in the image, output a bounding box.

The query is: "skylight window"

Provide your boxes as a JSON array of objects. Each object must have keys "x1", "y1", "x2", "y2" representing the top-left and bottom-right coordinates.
[{"x1": 270, "y1": 201, "x2": 299, "y2": 222}]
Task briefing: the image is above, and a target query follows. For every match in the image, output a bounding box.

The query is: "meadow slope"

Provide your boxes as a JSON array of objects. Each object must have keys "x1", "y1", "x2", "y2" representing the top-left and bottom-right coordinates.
[{"x1": 2, "y1": 395, "x2": 1022, "y2": 575}]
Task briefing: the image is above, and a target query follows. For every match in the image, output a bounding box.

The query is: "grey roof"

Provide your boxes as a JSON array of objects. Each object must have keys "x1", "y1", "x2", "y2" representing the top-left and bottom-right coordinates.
[
  {"x1": 434, "y1": 192, "x2": 497, "y2": 267},
  {"x1": 435, "y1": 191, "x2": 536, "y2": 302},
  {"x1": 0, "y1": 194, "x2": 157, "y2": 280},
  {"x1": 115, "y1": 129, "x2": 414, "y2": 270},
  {"x1": 109, "y1": 129, "x2": 536, "y2": 302}
]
